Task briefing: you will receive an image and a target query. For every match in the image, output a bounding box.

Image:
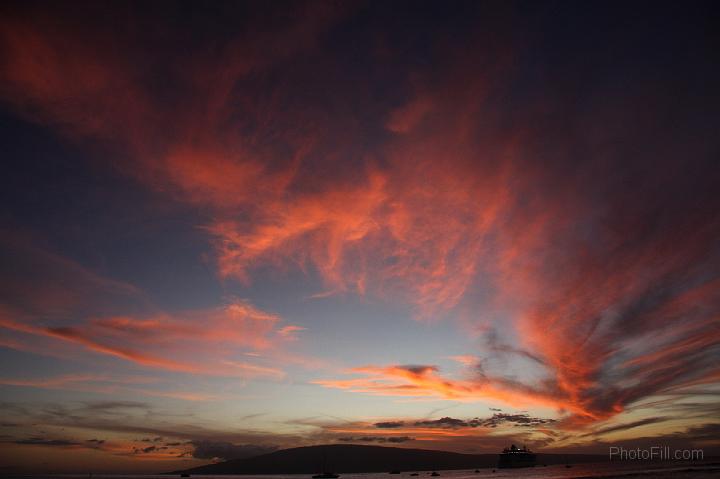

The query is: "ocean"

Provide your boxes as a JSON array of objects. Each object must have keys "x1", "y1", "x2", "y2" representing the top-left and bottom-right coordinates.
[{"x1": 6, "y1": 464, "x2": 719, "y2": 479}]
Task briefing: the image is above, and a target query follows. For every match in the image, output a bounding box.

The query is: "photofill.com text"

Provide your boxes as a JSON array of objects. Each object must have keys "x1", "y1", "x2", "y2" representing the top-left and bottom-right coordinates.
[{"x1": 609, "y1": 446, "x2": 703, "y2": 461}]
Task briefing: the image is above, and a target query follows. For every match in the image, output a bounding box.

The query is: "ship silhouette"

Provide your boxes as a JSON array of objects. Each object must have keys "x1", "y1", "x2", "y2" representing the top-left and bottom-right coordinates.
[{"x1": 497, "y1": 444, "x2": 536, "y2": 468}]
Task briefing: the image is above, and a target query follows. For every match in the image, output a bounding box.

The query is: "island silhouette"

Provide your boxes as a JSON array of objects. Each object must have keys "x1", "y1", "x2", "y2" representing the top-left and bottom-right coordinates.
[{"x1": 171, "y1": 444, "x2": 605, "y2": 475}]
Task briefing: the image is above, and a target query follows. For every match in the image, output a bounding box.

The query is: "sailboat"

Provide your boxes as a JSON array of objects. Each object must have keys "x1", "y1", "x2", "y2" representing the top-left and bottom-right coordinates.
[{"x1": 312, "y1": 449, "x2": 340, "y2": 478}]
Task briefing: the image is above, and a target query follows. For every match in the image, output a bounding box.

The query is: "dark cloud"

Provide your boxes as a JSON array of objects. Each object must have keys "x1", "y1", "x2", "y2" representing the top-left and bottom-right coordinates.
[
  {"x1": 134, "y1": 445, "x2": 156, "y2": 454},
  {"x1": 14, "y1": 437, "x2": 79, "y2": 447},
  {"x1": 481, "y1": 329, "x2": 547, "y2": 366},
  {"x1": 680, "y1": 422, "x2": 720, "y2": 441},
  {"x1": 398, "y1": 365, "x2": 438, "y2": 376},
  {"x1": 386, "y1": 437, "x2": 414, "y2": 443},
  {"x1": 481, "y1": 413, "x2": 556, "y2": 428},
  {"x1": 0, "y1": 401, "x2": 303, "y2": 451},
  {"x1": 191, "y1": 441, "x2": 277, "y2": 461},
  {"x1": 549, "y1": 423, "x2": 720, "y2": 456},
  {"x1": 337, "y1": 436, "x2": 414, "y2": 444},
  {"x1": 374, "y1": 421, "x2": 404, "y2": 429},
  {"x1": 83, "y1": 401, "x2": 148, "y2": 411},
  {"x1": 413, "y1": 414, "x2": 555, "y2": 429},
  {"x1": 131, "y1": 444, "x2": 171, "y2": 455},
  {"x1": 414, "y1": 417, "x2": 468, "y2": 429},
  {"x1": 581, "y1": 417, "x2": 669, "y2": 438},
  {"x1": 140, "y1": 436, "x2": 163, "y2": 442}
]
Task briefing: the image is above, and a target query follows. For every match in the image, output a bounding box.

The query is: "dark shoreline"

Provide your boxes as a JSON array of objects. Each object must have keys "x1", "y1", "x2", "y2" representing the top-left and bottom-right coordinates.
[
  {"x1": 2, "y1": 464, "x2": 720, "y2": 479},
  {"x1": 168, "y1": 445, "x2": 717, "y2": 476}
]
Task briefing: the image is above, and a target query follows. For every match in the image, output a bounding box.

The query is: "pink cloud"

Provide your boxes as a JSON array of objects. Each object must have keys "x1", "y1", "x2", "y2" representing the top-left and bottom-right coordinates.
[{"x1": 0, "y1": 3, "x2": 718, "y2": 432}]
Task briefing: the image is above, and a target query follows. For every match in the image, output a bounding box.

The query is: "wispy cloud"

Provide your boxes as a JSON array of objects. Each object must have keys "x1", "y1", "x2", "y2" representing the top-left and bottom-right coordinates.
[
  {"x1": 0, "y1": 237, "x2": 305, "y2": 383},
  {"x1": 0, "y1": 0, "x2": 718, "y2": 451}
]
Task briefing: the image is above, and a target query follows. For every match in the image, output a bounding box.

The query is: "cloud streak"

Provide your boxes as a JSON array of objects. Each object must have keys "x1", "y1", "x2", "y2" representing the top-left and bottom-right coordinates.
[{"x1": 0, "y1": 0, "x2": 718, "y2": 443}]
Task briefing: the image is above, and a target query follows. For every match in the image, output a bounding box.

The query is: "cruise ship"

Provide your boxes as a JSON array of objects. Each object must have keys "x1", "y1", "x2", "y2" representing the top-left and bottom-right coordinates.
[{"x1": 497, "y1": 444, "x2": 536, "y2": 468}]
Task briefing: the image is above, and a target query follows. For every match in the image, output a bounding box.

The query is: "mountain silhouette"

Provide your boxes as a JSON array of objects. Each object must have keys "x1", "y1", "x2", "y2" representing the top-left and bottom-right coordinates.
[{"x1": 171, "y1": 444, "x2": 604, "y2": 474}]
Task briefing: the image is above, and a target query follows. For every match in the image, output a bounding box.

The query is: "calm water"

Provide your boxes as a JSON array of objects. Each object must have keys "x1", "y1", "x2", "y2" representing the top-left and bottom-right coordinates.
[{"x1": 8, "y1": 464, "x2": 720, "y2": 479}]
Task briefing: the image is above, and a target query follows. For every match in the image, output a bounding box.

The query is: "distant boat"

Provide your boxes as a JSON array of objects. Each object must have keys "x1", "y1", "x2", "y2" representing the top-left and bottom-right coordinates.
[
  {"x1": 389, "y1": 471, "x2": 401, "y2": 474},
  {"x1": 431, "y1": 472, "x2": 440, "y2": 476},
  {"x1": 410, "y1": 473, "x2": 419, "y2": 476},
  {"x1": 314, "y1": 448, "x2": 339, "y2": 478},
  {"x1": 497, "y1": 444, "x2": 536, "y2": 468},
  {"x1": 180, "y1": 474, "x2": 191, "y2": 478}
]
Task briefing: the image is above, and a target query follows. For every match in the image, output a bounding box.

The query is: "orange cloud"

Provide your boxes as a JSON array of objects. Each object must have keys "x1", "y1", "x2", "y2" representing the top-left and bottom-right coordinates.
[
  {"x1": 314, "y1": 364, "x2": 578, "y2": 417},
  {"x1": 0, "y1": 292, "x2": 294, "y2": 381},
  {"x1": 91, "y1": 301, "x2": 281, "y2": 350},
  {"x1": 1, "y1": 2, "x2": 718, "y2": 431},
  {"x1": 277, "y1": 325, "x2": 306, "y2": 341},
  {"x1": 0, "y1": 373, "x2": 219, "y2": 401},
  {"x1": 447, "y1": 355, "x2": 478, "y2": 366},
  {"x1": 0, "y1": 315, "x2": 194, "y2": 372}
]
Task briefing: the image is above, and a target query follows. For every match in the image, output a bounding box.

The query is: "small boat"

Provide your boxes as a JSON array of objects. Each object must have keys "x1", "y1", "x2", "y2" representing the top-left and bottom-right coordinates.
[
  {"x1": 314, "y1": 450, "x2": 339, "y2": 479},
  {"x1": 410, "y1": 474, "x2": 419, "y2": 476},
  {"x1": 181, "y1": 475, "x2": 191, "y2": 478},
  {"x1": 389, "y1": 471, "x2": 401, "y2": 475},
  {"x1": 431, "y1": 472, "x2": 440, "y2": 477},
  {"x1": 474, "y1": 470, "x2": 480, "y2": 473}
]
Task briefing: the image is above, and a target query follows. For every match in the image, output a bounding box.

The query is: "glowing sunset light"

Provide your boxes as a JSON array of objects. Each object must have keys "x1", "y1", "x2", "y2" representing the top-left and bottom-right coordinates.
[{"x1": 0, "y1": 0, "x2": 718, "y2": 473}]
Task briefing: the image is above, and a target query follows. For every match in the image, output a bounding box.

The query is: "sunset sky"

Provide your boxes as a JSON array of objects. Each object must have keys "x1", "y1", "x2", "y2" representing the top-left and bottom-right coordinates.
[{"x1": 1, "y1": 0, "x2": 719, "y2": 473}]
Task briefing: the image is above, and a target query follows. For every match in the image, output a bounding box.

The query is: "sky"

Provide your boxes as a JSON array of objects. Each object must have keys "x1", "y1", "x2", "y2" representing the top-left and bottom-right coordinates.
[{"x1": 0, "y1": 0, "x2": 719, "y2": 473}]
